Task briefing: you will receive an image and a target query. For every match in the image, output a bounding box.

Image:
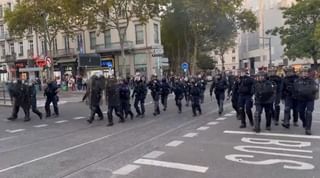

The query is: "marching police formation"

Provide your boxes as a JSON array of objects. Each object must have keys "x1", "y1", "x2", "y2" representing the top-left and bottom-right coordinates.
[{"x1": 4, "y1": 65, "x2": 319, "y2": 136}]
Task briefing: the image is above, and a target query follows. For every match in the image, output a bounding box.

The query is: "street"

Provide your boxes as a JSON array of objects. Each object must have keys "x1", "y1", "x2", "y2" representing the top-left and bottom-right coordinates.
[{"x1": 0, "y1": 93, "x2": 319, "y2": 178}]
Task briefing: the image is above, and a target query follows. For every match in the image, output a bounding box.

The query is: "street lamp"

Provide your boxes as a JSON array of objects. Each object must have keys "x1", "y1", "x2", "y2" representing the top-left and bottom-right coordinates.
[
  {"x1": 258, "y1": 37, "x2": 272, "y2": 68},
  {"x1": 40, "y1": 12, "x2": 51, "y2": 80}
]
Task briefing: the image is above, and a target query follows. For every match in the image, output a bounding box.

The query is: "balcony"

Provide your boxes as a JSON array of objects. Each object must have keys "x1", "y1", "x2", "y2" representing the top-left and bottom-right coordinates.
[
  {"x1": 48, "y1": 48, "x2": 76, "y2": 58},
  {"x1": 95, "y1": 41, "x2": 134, "y2": 53},
  {"x1": 4, "y1": 53, "x2": 16, "y2": 63}
]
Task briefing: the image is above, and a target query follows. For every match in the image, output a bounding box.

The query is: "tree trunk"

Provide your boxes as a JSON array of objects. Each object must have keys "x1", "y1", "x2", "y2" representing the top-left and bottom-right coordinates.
[
  {"x1": 220, "y1": 54, "x2": 225, "y2": 71},
  {"x1": 191, "y1": 37, "x2": 198, "y2": 75}
]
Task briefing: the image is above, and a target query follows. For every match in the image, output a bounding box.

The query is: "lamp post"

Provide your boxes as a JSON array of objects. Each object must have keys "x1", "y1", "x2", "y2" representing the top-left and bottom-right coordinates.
[
  {"x1": 258, "y1": 37, "x2": 272, "y2": 68},
  {"x1": 40, "y1": 12, "x2": 51, "y2": 80}
]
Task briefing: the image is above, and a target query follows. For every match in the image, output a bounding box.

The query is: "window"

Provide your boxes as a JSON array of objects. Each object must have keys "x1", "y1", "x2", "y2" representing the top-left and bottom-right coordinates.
[
  {"x1": 64, "y1": 36, "x2": 70, "y2": 51},
  {"x1": 104, "y1": 30, "x2": 111, "y2": 48},
  {"x1": 7, "y1": 2, "x2": 11, "y2": 11},
  {"x1": 10, "y1": 43, "x2": 14, "y2": 55},
  {"x1": 77, "y1": 33, "x2": 83, "y2": 52},
  {"x1": 19, "y1": 42, "x2": 23, "y2": 56},
  {"x1": 29, "y1": 40, "x2": 34, "y2": 56},
  {"x1": 27, "y1": 27, "x2": 32, "y2": 34},
  {"x1": 232, "y1": 66, "x2": 236, "y2": 70},
  {"x1": 0, "y1": 25, "x2": 4, "y2": 37},
  {"x1": 89, "y1": 31, "x2": 96, "y2": 50},
  {"x1": 232, "y1": 57, "x2": 236, "y2": 62},
  {"x1": 154, "y1": 23, "x2": 159, "y2": 44},
  {"x1": 0, "y1": 5, "x2": 3, "y2": 18},
  {"x1": 120, "y1": 27, "x2": 127, "y2": 41},
  {"x1": 1, "y1": 45, "x2": 5, "y2": 56},
  {"x1": 134, "y1": 54, "x2": 147, "y2": 74},
  {"x1": 232, "y1": 48, "x2": 235, "y2": 53},
  {"x1": 135, "y1": 24, "x2": 144, "y2": 45}
]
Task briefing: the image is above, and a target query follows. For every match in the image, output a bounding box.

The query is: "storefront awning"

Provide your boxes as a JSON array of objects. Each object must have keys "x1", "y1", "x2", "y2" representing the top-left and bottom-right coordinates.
[{"x1": 56, "y1": 58, "x2": 76, "y2": 64}]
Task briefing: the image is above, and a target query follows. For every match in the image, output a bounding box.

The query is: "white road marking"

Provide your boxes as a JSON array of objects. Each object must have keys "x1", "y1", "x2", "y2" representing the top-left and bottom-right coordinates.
[
  {"x1": 166, "y1": 140, "x2": 184, "y2": 147},
  {"x1": 143, "y1": 151, "x2": 165, "y2": 159},
  {"x1": 55, "y1": 120, "x2": 68, "y2": 124},
  {"x1": 113, "y1": 164, "x2": 141, "y2": 175},
  {"x1": 73, "y1": 117, "x2": 86, "y2": 120},
  {"x1": 197, "y1": 126, "x2": 210, "y2": 131},
  {"x1": 134, "y1": 159, "x2": 209, "y2": 173},
  {"x1": 33, "y1": 124, "x2": 48, "y2": 128},
  {"x1": 207, "y1": 122, "x2": 219, "y2": 126},
  {"x1": 224, "y1": 130, "x2": 320, "y2": 140},
  {"x1": 183, "y1": 133, "x2": 198, "y2": 138},
  {"x1": 224, "y1": 113, "x2": 234, "y2": 117},
  {"x1": 103, "y1": 111, "x2": 108, "y2": 114},
  {"x1": 313, "y1": 121, "x2": 320, "y2": 123},
  {"x1": 5, "y1": 129, "x2": 25, "y2": 134},
  {"x1": 0, "y1": 134, "x2": 112, "y2": 173},
  {"x1": 0, "y1": 136, "x2": 16, "y2": 142},
  {"x1": 217, "y1": 117, "x2": 227, "y2": 121},
  {"x1": 230, "y1": 111, "x2": 237, "y2": 114}
]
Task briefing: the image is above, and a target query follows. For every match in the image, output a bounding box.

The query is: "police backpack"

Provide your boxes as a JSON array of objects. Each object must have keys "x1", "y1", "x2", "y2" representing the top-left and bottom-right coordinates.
[
  {"x1": 294, "y1": 79, "x2": 318, "y2": 100},
  {"x1": 255, "y1": 81, "x2": 275, "y2": 101}
]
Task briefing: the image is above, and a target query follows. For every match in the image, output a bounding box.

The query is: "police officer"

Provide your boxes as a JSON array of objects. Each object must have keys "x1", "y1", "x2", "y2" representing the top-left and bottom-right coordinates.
[
  {"x1": 210, "y1": 73, "x2": 228, "y2": 115},
  {"x1": 105, "y1": 77, "x2": 124, "y2": 126},
  {"x1": 267, "y1": 67, "x2": 283, "y2": 126},
  {"x1": 132, "y1": 76, "x2": 147, "y2": 118},
  {"x1": 238, "y1": 70, "x2": 255, "y2": 128},
  {"x1": 198, "y1": 75, "x2": 207, "y2": 104},
  {"x1": 44, "y1": 80, "x2": 59, "y2": 118},
  {"x1": 172, "y1": 77, "x2": 185, "y2": 113},
  {"x1": 148, "y1": 74, "x2": 161, "y2": 116},
  {"x1": 160, "y1": 78, "x2": 171, "y2": 111},
  {"x1": 183, "y1": 77, "x2": 191, "y2": 107},
  {"x1": 293, "y1": 67, "x2": 318, "y2": 135},
  {"x1": 82, "y1": 75, "x2": 104, "y2": 124},
  {"x1": 28, "y1": 80, "x2": 43, "y2": 120},
  {"x1": 119, "y1": 79, "x2": 134, "y2": 120},
  {"x1": 282, "y1": 67, "x2": 299, "y2": 128},
  {"x1": 190, "y1": 78, "x2": 202, "y2": 117},
  {"x1": 253, "y1": 71, "x2": 276, "y2": 133},
  {"x1": 228, "y1": 74, "x2": 240, "y2": 119},
  {"x1": 7, "y1": 79, "x2": 31, "y2": 121}
]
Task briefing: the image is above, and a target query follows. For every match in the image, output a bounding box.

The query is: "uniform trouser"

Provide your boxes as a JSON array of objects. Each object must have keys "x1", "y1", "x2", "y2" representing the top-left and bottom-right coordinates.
[
  {"x1": 191, "y1": 98, "x2": 201, "y2": 115},
  {"x1": 271, "y1": 95, "x2": 281, "y2": 122},
  {"x1": 11, "y1": 104, "x2": 30, "y2": 119},
  {"x1": 89, "y1": 105, "x2": 103, "y2": 120},
  {"x1": 161, "y1": 94, "x2": 168, "y2": 109},
  {"x1": 200, "y1": 91, "x2": 205, "y2": 103},
  {"x1": 254, "y1": 103, "x2": 272, "y2": 129},
  {"x1": 107, "y1": 105, "x2": 124, "y2": 124},
  {"x1": 238, "y1": 95, "x2": 254, "y2": 126},
  {"x1": 152, "y1": 95, "x2": 160, "y2": 114},
  {"x1": 232, "y1": 97, "x2": 239, "y2": 116},
  {"x1": 215, "y1": 91, "x2": 225, "y2": 113},
  {"x1": 120, "y1": 100, "x2": 133, "y2": 118},
  {"x1": 283, "y1": 96, "x2": 299, "y2": 125},
  {"x1": 134, "y1": 98, "x2": 145, "y2": 115},
  {"x1": 31, "y1": 99, "x2": 42, "y2": 118},
  {"x1": 175, "y1": 96, "x2": 183, "y2": 111},
  {"x1": 298, "y1": 100, "x2": 314, "y2": 130},
  {"x1": 185, "y1": 94, "x2": 190, "y2": 106},
  {"x1": 45, "y1": 97, "x2": 59, "y2": 116}
]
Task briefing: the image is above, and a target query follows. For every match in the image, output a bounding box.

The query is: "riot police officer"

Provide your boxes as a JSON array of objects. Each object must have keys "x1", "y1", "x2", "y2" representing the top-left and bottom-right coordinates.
[
  {"x1": 253, "y1": 71, "x2": 276, "y2": 133},
  {"x1": 160, "y1": 78, "x2": 171, "y2": 111},
  {"x1": 190, "y1": 78, "x2": 202, "y2": 117},
  {"x1": 228, "y1": 74, "x2": 240, "y2": 119},
  {"x1": 238, "y1": 70, "x2": 255, "y2": 128},
  {"x1": 132, "y1": 76, "x2": 147, "y2": 118},
  {"x1": 210, "y1": 74, "x2": 228, "y2": 115},
  {"x1": 172, "y1": 77, "x2": 185, "y2": 113},
  {"x1": 267, "y1": 67, "x2": 283, "y2": 126},
  {"x1": 148, "y1": 74, "x2": 161, "y2": 116},
  {"x1": 119, "y1": 79, "x2": 134, "y2": 120},
  {"x1": 282, "y1": 67, "x2": 299, "y2": 128},
  {"x1": 183, "y1": 77, "x2": 191, "y2": 107},
  {"x1": 44, "y1": 80, "x2": 59, "y2": 118},
  {"x1": 198, "y1": 76, "x2": 207, "y2": 104},
  {"x1": 28, "y1": 80, "x2": 43, "y2": 120},
  {"x1": 293, "y1": 67, "x2": 318, "y2": 135},
  {"x1": 82, "y1": 75, "x2": 104, "y2": 124},
  {"x1": 105, "y1": 77, "x2": 124, "y2": 126}
]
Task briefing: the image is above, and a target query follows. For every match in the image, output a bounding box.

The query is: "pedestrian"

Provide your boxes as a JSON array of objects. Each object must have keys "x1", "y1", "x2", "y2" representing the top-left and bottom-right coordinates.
[
  {"x1": 82, "y1": 75, "x2": 104, "y2": 124},
  {"x1": 282, "y1": 67, "x2": 299, "y2": 128},
  {"x1": 293, "y1": 67, "x2": 319, "y2": 135},
  {"x1": 253, "y1": 71, "x2": 276, "y2": 133},
  {"x1": 210, "y1": 73, "x2": 228, "y2": 115},
  {"x1": 119, "y1": 79, "x2": 134, "y2": 120},
  {"x1": 132, "y1": 76, "x2": 147, "y2": 118},
  {"x1": 172, "y1": 77, "x2": 185, "y2": 113},
  {"x1": 238, "y1": 70, "x2": 255, "y2": 128},
  {"x1": 105, "y1": 77, "x2": 124, "y2": 126},
  {"x1": 44, "y1": 80, "x2": 59, "y2": 118},
  {"x1": 77, "y1": 76, "x2": 83, "y2": 91},
  {"x1": 190, "y1": 78, "x2": 202, "y2": 117},
  {"x1": 148, "y1": 74, "x2": 161, "y2": 116},
  {"x1": 160, "y1": 78, "x2": 171, "y2": 111},
  {"x1": 267, "y1": 67, "x2": 283, "y2": 126},
  {"x1": 28, "y1": 80, "x2": 43, "y2": 120}
]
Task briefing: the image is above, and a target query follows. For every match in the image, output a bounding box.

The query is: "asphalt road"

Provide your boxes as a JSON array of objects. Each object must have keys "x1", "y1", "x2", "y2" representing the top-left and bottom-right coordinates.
[{"x1": 0, "y1": 93, "x2": 319, "y2": 178}]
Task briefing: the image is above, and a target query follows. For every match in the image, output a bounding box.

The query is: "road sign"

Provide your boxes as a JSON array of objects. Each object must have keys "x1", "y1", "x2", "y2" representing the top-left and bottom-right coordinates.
[
  {"x1": 152, "y1": 48, "x2": 164, "y2": 57},
  {"x1": 181, "y1": 62, "x2": 189, "y2": 72}
]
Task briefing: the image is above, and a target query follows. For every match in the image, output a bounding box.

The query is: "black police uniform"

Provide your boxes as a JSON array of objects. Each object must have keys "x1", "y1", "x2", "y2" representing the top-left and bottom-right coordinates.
[
  {"x1": 173, "y1": 80, "x2": 185, "y2": 113},
  {"x1": 229, "y1": 78, "x2": 240, "y2": 119},
  {"x1": 160, "y1": 78, "x2": 171, "y2": 111},
  {"x1": 44, "y1": 81, "x2": 59, "y2": 117},
  {"x1": 198, "y1": 79, "x2": 207, "y2": 104},
  {"x1": 29, "y1": 83, "x2": 43, "y2": 120},
  {"x1": 268, "y1": 75, "x2": 283, "y2": 125},
  {"x1": 190, "y1": 82, "x2": 202, "y2": 116},
  {"x1": 148, "y1": 79, "x2": 161, "y2": 116},
  {"x1": 184, "y1": 80, "x2": 191, "y2": 106},
  {"x1": 132, "y1": 80, "x2": 147, "y2": 117},
  {"x1": 119, "y1": 82, "x2": 134, "y2": 119},
  {"x1": 210, "y1": 76, "x2": 228, "y2": 115},
  {"x1": 282, "y1": 74, "x2": 299, "y2": 128},
  {"x1": 238, "y1": 75, "x2": 255, "y2": 128},
  {"x1": 105, "y1": 79, "x2": 124, "y2": 126},
  {"x1": 253, "y1": 78, "x2": 276, "y2": 132}
]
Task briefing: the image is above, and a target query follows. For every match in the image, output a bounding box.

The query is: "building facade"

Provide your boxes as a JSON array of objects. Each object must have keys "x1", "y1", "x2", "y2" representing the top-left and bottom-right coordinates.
[
  {"x1": 0, "y1": 0, "x2": 162, "y2": 82},
  {"x1": 213, "y1": 46, "x2": 240, "y2": 73}
]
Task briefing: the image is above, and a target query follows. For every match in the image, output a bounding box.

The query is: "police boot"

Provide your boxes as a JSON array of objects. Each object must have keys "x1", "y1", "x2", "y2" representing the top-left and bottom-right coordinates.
[
  {"x1": 253, "y1": 116, "x2": 261, "y2": 133},
  {"x1": 274, "y1": 106, "x2": 280, "y2": 126},
  {"x1": 107, "y1": 112, "x2": 114, "y2": 126},
  {"x1": 305, "y1": 130, "x2": 312, "y2": 135},
  {"x1": 7, "y1": 116, "x2": 17, "y2": 121},
  {"x1": 239, "y1": 109, "x2": 246, "y2": 128},
  {"x1": 24, "y1": 117, "x2": 31, "y2": 122}
]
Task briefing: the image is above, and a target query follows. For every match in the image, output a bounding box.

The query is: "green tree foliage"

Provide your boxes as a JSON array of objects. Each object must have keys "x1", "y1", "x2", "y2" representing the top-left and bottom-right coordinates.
[
  {"x1": 267, "y1": 0, "x2": 320, "y2": 65},
  {"x1": 196, "y1": 53, "x2": 215, "y2": 71},
  {"x1": 161, "y1": 0, "x2": 258, "y2": 73}
]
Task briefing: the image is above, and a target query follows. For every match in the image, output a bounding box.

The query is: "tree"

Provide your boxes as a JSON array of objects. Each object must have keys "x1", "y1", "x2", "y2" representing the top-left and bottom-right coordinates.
[
  {"x1": 196, "y1": 53, "x2": 215, "y2": 71},
  {"x1": 94, "y1": 0, "x2": 168, "y2": 77},
  {"x1": 267, "y1": 0, "x2": 320, "y2": 65}
]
